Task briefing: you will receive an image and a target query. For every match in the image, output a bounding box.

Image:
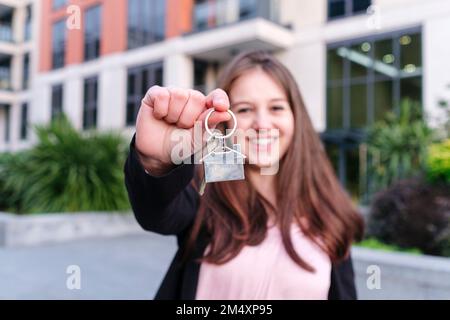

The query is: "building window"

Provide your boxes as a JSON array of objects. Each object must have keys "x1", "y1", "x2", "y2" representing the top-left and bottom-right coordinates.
[
  {"x1": 25, "y1": 4, "x2": 32, "y2": 41},
  {"x1": 0, "y1": 55, "x2": 12, "y2": 90},
  {"x1": 327, "y1": 29, "x2": 422, "y2": 129},
  {"x1": 328, "y1": 0, "x2": 371, "y2": 20},
  {"x1": 324, "y1": 28, "x2": 422, "y2": 201},
  {"x1": 51, "y1": 84, "x2": 64, "y2": 120},
  {"x1": 239, "y1": 0, "x2": 258, "y2": 20},
  {"x1": 2, "y1": 104, "x2": 10, "y2": 142},
  {"x1": 84, "y1": 5, "x2": 101, "y2": 61},
  {"x1": 194, "y1": 59, "x2": 209, "y2": 94},
  {"x1": 20, "y1": 103, "x2": 28, "y2": 140},
  {"x1": 193, "y1": 0, "x2": 279, "y2": 31},
  {"x1": 52, "y1": 19, "x2": 66, "y2": 69},
  {"x1": 53, "y1": 0, "x2": 67, "y2": 10},
  {"x1": 23, "y1": 53, "x2": 30, "y2": 90},
  {"x1": 0, "y1": 5, "x2": 13, "y2": 42},
  {"x1": 193, "y1": 0, "x2": 209, "y2": 31},
  {"x1": 83, "y1": 76, "x2": 98, "y2": 130},
  {"x1": 126, "y1": 62, "x2": 163, "y2": 126},
  {"x1": 127, "y1": 0, "x2": 165, "y2": 50}
]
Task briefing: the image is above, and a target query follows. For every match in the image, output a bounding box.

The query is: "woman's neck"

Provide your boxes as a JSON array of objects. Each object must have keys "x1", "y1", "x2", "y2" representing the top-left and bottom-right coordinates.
[{"x1": 246, "y1": 166, "x2": 277, "y2": 209}]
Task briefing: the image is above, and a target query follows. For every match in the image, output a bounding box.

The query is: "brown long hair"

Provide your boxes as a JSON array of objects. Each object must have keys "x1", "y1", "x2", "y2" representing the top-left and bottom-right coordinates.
[{"x1": 185, "y1": 50, "x2": 364, "y2": 271}]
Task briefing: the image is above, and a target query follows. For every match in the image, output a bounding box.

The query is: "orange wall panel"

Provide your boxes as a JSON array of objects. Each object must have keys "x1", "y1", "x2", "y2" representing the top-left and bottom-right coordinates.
[
  {"x1": 102, "y1": 0, "x2": 127, "y2": 54},
  {"x1": 66, "y1": 0, "x2": 102, "y2": 65},
  {"x1": 166, "y1": 0, "x2": 193, "y2": 38},
  {"x1": 39, "y1": 0, "x2": 52, "y2": 72},
  {"x1": 40, "y1": 0, "x2": 187, "y2": 72}
]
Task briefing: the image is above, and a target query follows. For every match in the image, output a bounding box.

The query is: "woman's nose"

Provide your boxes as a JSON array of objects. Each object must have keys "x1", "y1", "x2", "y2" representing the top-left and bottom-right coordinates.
[{"x1": 252, "y1": 110, "x2": 273, "y2": 130}]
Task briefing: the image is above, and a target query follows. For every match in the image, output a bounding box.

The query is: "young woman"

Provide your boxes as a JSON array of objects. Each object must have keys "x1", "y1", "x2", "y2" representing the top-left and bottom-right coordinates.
[{"x1": 124, "y1": 50, "x2": 364, "y2": 300}]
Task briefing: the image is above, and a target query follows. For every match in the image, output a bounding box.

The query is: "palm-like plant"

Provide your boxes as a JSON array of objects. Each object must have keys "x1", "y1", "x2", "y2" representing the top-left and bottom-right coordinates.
[
  {"x1": 367, "y1": 99, "x2": 432, "y2": 193},
  {"x1": 0, "y1": 115, "x2": 130, "y2": 213}
]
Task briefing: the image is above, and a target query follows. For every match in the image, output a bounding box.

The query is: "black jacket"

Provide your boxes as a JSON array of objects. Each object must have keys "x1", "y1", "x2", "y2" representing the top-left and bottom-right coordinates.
[{"x1": 124, "y1": 136, "x2": 358, "y2": 300}]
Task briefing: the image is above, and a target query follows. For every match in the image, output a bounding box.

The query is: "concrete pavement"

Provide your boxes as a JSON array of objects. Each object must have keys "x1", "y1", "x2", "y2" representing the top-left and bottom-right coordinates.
[
  {"x1": 0, "y1": 232, "x2": 177, "y2": 299},
  {"x1": 2, "y1": 230, "x2": 449, "y2": 299}
]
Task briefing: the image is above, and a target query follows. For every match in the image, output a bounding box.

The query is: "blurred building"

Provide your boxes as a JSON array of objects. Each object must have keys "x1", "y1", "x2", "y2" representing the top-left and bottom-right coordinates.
[
  {"x1": 1, "y1": 0, "x2": 449, "y2": 200},
  {"x1": 0, "y1": 0, "x2": 34, "y2": 151}
]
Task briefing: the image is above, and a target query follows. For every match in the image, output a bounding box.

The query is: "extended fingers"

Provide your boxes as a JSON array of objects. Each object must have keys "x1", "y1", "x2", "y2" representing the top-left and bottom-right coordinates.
[
  {"x1": 142, "y1": 85, "x2": 170, "y2": 120},
  {"x1": 177, "y1": 90, "x2": 206, "y2": 129},
  {"x1": 205, "y1": 88, "x2": 230, "y2": 112}
]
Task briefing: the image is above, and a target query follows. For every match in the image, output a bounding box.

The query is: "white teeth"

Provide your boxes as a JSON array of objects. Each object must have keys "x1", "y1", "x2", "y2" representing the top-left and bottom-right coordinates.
[{"x1": 250, "y1": 138, "x2": 277, "y2": 145}]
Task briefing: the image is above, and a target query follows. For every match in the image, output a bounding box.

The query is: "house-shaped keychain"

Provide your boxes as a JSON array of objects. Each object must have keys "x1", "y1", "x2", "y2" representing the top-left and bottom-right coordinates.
[
  {"x1": 198, "y1": 109, "x2": 246, "y2": 194},
  {"x1": 201, "y1": 142, "x2": 245, "y2": 183}
]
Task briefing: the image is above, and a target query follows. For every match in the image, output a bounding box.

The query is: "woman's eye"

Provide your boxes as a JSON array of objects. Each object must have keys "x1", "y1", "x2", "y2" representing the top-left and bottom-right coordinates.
[
  {"x1": 271, "y1": 105, "x2": 285, "y2": 111},
  {"x1": 236, "y1": 108, "x2": 251, "y2": 114}
]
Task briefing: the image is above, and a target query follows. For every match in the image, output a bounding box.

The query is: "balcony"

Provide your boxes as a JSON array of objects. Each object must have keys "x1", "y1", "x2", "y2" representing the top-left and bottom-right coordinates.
[
  {"x1": 193, "y1": 0, "x2": 280, "y2": 32},
  {"x1": 185, "y1": 0, "x2": 293, "y2": 62}
]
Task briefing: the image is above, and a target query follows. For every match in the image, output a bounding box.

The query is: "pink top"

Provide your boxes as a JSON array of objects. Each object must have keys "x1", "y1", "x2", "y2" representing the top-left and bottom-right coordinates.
[{"x1": 195, "y1": 222, "x2": 331, "y2": 300}]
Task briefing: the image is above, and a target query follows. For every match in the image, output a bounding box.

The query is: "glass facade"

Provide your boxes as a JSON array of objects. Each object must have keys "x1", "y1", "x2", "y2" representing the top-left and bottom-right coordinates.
[
  {"x1": 52, "y1": 0, "x2": 68, "y2": 10},
  {"x1": 126, "y1": 62, "x2": 163, "y2": 126},
  {"x1": 194, "y1": 59, "x2": 210, "y2": 94},
  {"x1": 84, "y1": 5, "x2": 102, "y2": 61},
  {"x1": 0, "y1": 55, "x2": 11, "y2": 90},
  {"x1": 0, "y1": 5, "x2": 13, "y2": 43},
  {"x1": 25, "y1": 4, "x2": 32, "y2": 41},
  {"x1": 51, "y1": 84, "x2": 64, "y2": 120},
  {"x1": 83, "y1": 76, "x2": 98, "y2": 129},
  {"x1": 325, "y1": 28, "x2": 422, "y2": 201},
  {"x1": 193, "y1": 0, "x2": 279, "y2": 32},
  {"x1": 127, "y1": 0, "x2": 165, "y2": 49},
  {"x1": 52, "y1": 19, "x2": 66, "y2": 69},
  {"x1": 328, "y1": 0, "x2": 372, "y2": 20},
  {"x1": 20, "y1": 103, "x2": 28, "y2": 140},
  {"x1": 2, "y1": 104, "x2": 10, "y2": 142},
  {"x1": 23, "y1": 53, "x2": 30, "y2": 90}
]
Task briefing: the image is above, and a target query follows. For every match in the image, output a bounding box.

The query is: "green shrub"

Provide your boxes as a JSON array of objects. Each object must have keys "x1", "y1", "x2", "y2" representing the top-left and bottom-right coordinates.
[
  {"x1": 0, "y1": 152, "x2": 26, "y2": 212},
  {"x1": 0, "y1": 115, "x2": 130, "y2": 214},
  {"x1": 367, "y1": 99, "x2": 432, "y2": 194},
  {"x1": 426, "y1": 139, "x2": 450, "y2": 184},
  {"x1": 355, "y1": 237, "x2": 422, "y2": 255}
]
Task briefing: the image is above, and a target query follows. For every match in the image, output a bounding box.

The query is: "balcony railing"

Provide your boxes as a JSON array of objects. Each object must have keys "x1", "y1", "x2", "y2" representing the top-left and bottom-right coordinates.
[{"x1": 193, "y1": 0, "x2": 280, "y2": 32}]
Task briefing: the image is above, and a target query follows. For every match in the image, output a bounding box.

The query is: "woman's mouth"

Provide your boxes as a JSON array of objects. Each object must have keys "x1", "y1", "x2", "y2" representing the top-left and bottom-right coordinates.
[{"x1": 249, "y1": 137, "x2": 279, "y2": 152}]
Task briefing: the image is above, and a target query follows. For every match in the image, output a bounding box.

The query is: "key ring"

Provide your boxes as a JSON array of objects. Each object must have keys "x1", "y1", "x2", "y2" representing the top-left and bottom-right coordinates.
[{"x1": 204, "y1": 109, "x2": 237, "y2": 139}]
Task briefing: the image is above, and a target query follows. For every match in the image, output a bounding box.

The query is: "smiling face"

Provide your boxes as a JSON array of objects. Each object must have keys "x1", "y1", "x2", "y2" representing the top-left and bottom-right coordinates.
[{"x1": 227, "y1": 67, "x2": 295, "y2": 170}]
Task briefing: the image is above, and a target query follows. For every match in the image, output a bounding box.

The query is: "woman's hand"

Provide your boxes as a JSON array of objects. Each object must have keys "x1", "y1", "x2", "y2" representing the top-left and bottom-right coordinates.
[{"x1": 135, "y1": 85, "x2": 231, "y2": 175}]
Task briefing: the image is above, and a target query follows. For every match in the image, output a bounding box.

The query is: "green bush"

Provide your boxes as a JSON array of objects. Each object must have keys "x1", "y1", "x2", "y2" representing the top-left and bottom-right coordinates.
[
  {"x1": 426, "y1": 139, "x2": 450, "y2": 184},
  {"x1": 364, "y1": 100, "x2": 450, "y2": 258},
  {"x1": 0, "y1": 152, "x2": 26, "y2": 212},
  {"x1": 0, "y1": 116, "x2": 130, "y2": 214},
  {"x1": 354, "y1": 237, "x2": 422, "y2": 255},
  {"x1": 367, "y1": 99, "x2": 432, "y2": 194}
]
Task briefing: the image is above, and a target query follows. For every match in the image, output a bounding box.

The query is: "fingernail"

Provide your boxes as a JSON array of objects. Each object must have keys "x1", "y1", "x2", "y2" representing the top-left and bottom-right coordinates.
[{"x1": 215, "y1": 98, "x2": 227, "y2": 106}]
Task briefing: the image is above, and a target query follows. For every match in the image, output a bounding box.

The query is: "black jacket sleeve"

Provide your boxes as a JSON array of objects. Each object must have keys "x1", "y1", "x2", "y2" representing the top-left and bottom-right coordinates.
[
  {"x1": 124, "y1": 135, "x2": 199, "y2": 236},
  {"x1": 328, "y1": 254, "x2": 358, "y2": 300}
]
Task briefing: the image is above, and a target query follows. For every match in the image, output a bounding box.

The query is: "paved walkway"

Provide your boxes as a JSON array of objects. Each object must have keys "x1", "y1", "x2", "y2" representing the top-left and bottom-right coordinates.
[
  {"x1": 3, "y1": 230, "x2": 446, "y2": 299},
  {"x1": 0, "y1": 232, "x2": 177, "y2": 299}
]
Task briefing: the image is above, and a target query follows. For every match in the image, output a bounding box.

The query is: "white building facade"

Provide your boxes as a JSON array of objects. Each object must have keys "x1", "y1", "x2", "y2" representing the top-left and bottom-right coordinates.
[
  {"x1": 0, "y1": 0, "x2": 35, "y2": 151},
  {"x1": 2, "y1": 0, "x2": 450, "y2": 200}
]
